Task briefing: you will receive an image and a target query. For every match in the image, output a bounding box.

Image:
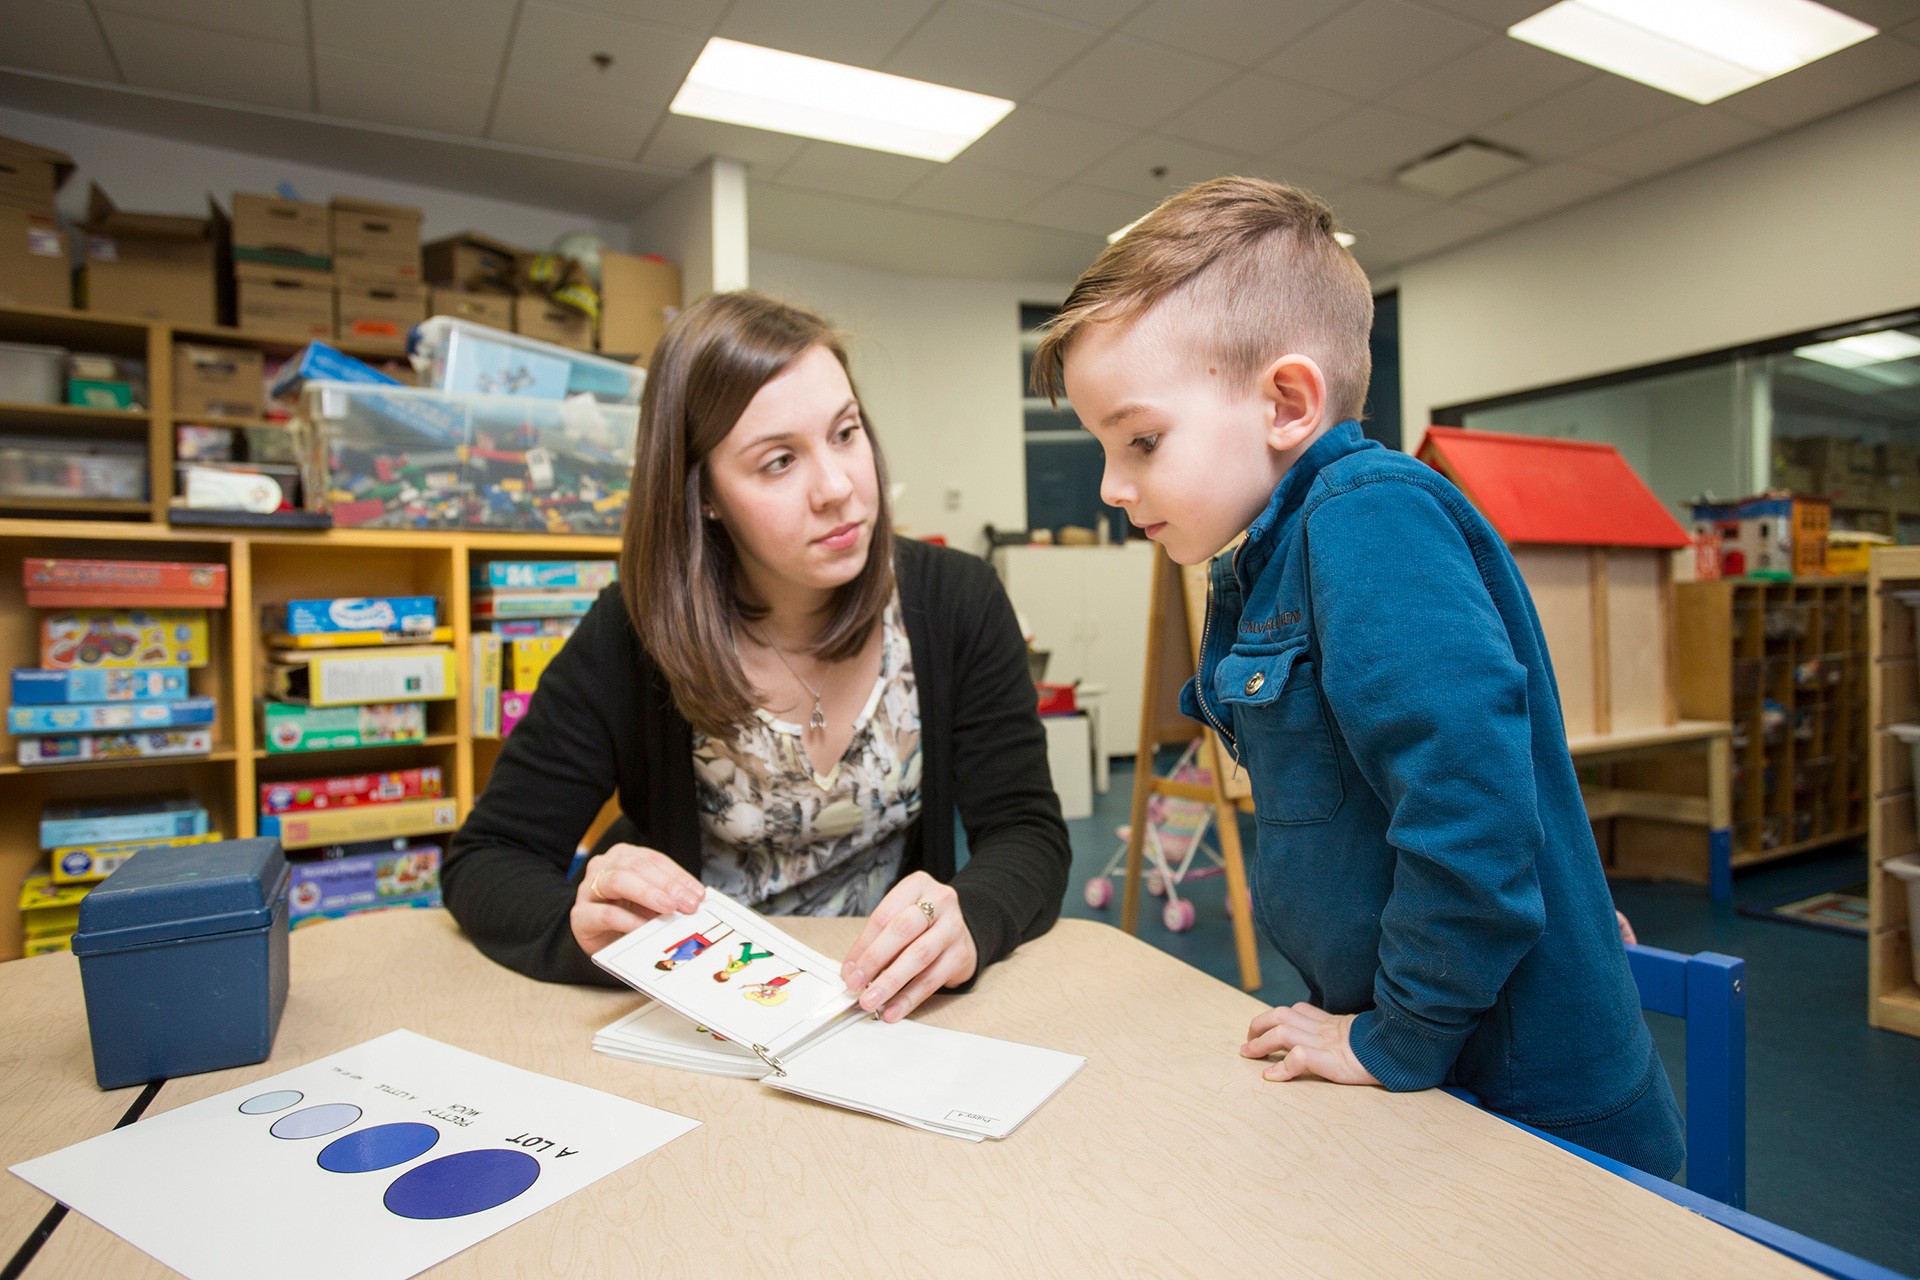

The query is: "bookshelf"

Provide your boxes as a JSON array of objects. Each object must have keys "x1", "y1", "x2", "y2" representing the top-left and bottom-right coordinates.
[
  {"x1": 0, "y1": 301, "x2": 624, "y2": 959},
  {"x1": 1868, "y1": 548, "x2": 1920, "y2": 1038}
]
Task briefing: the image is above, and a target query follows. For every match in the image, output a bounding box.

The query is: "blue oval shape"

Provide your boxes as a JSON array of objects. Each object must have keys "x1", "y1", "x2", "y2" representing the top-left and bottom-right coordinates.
[
  {"x1": 383, "y1": 1149, "x2": 541, "y2": 1220},
  {"x1": 318, "y1": 1122, "x2": 440, "y2": 1174},
  {"x1": 269, "y1": 1103, "x2": 362, "y2": 1140}
]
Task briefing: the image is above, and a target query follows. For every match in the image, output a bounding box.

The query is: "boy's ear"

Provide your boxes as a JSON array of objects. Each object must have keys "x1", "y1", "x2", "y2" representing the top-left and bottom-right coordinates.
[{"x1": 1261, "y1": 354, "x2": 1327, "y2": 453}]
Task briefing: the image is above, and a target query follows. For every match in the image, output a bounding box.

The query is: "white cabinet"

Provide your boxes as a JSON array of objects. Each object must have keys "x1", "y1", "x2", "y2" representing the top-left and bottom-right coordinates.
[{"x1": 994, "y1": 541, "x2": 1157, "y2": 768}]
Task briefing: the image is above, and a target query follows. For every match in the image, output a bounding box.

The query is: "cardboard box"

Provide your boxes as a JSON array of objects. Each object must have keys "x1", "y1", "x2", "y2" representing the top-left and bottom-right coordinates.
[
  {"x1": 287, "y1": 845, "x2": 440, "y2": 921},
  {"x1": 260, "y1": 700, "x2": 426, "y2": 753},
  {"x1": 259, "y1": 766, "x2": 442, "y2": 816},
  {"x1": 41, "y1": 609, "x2": 212, "y2": 670},
  {"x1": 79, "y1": 185, "x2": 221, "y2": 326},
  {"x1": 423, "y1": 232, "x2": 518, "y2": 294},
  {"x1": 231, "y1": 193, "x2": 329, "y2": 270},
  {"x1": 427, "y1": 287, "x2": 512, "y2": 329},
  {"x1": 330, "y1": 197, "x2": 422, "y2": 283},
  {"x1": 266, "y1": 645, "x2": 455, "y2": 706},
  {"x1": 336, "y1": 279, "x2": 426, "y2": 349},
  {"x1": 0, "y1": 135, "x2": 75, "y2": 216},
  {"x1": 234, "y1": 261, "x2": 333, "y2": 340},
  {"x1": 47, "y1": 831, "x2": 222, "y2": 884},
  {"x1": 507, "y1": 636, "x2": 563, "y2": 691},
  {"x1": 0, "y1": 208, "x2": 70, "y2": 309},
  {"x1": 513, "y1": 296, "x2": 593, "y2": 351},
  {"x1": 261, "y1": 796, "x2": 457, "y2": 850},
  {"x1": 598, "y1": 251, "x2": 680, "y2": 362},
  {"x1": 174, "y1": 343, "x2": 266, "y2": 420}
]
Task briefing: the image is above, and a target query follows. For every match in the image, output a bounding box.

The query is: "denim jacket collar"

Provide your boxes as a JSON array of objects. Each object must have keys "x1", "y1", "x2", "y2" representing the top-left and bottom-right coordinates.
[{"x1": 1237, "y1": 419, "x2": 1368, "y2": 585}]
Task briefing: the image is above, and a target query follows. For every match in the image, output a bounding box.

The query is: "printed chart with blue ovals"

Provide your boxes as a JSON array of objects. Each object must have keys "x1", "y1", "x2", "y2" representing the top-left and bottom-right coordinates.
[
  {"x1": 268, "y1": 1103, "x2": 363, "y2": 1140},
  {"x1": 318, "y1": 1123, "x2": 441, "y2": 1174},
  {"x1": 383, "y1": 1149, "x2": 542, "y2": 1220},
  {"x1": 237, "y1": 1090, "x2": 303, "y2": 1115}
]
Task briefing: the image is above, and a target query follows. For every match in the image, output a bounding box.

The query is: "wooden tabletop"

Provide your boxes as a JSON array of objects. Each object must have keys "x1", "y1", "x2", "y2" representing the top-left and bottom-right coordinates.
[{"x1": 3, "y1": 910, "x2": 1811, "y2": 1278}]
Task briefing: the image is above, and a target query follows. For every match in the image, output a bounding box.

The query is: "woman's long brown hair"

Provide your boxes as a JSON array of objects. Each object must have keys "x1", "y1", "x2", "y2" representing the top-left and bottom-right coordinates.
[{"x1": 620, "y1": 290, "x2": 894, "y2": 739}]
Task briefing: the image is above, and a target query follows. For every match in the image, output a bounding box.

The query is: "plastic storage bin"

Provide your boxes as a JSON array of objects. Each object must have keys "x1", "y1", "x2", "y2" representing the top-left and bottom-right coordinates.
[
  {"x1": 295, "y1": 381, "x2": 637, "y2": 534},
  {"x1": 70, "y1": 837, "x2": 290, "y2": 1089},
  {"x1": 412, "y1": 316, "x2": 644, "y2": 405},
  {"x1": 0, "y1": 340, "x2": 68, "y2": 404},
  {"x1": 0, "y1": 435, "x2": 147, "y2": 500}
]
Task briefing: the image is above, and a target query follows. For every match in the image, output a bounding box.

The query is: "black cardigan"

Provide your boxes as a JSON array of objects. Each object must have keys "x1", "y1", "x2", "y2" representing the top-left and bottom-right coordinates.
[{"x1": 444, "y1": 538, "x2": 1071, "y2": 986}]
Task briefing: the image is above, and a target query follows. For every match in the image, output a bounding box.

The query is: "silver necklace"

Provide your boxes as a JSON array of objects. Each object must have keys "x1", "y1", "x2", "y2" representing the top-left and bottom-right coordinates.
[{"x1": 750, "y1": 630, "x2": 827, "y2": 731}]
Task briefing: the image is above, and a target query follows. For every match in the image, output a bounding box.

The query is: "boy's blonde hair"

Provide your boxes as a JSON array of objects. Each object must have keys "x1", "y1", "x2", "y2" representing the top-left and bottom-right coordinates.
[{"x1": 1032, "y1": 176, "x2": 1375, "y2": 422}]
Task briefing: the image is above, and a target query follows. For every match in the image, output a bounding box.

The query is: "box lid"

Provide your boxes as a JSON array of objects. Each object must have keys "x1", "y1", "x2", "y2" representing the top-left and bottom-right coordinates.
[
  {"x1": 71, "y1": 837, "x2": 289, "y2": 955},
  {"x1": 82, "y1": 183, "x2": 215, "y2": 242},
  {"x1": 0, "y1": 135, "x2": 76, "y2": 192}
]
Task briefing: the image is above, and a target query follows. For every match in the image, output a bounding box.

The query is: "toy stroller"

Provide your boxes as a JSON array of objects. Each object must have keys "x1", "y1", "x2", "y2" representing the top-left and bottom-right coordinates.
[{"x1": 1084, "y1": 741, "x2": 1230, "y2": 932}]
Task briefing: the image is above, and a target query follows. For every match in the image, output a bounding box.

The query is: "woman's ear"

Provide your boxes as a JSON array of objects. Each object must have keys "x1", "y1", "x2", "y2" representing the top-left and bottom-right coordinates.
[{"x1": 1261, "y1": 354, "x2": 1328, "y2": 454}]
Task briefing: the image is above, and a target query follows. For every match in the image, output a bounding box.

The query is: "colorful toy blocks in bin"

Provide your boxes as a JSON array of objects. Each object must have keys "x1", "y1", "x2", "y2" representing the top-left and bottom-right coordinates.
[
  {"x1": 71, "y1": 837, "x2": 289, "y2": 1088},
  {"x1": 24, "y1": 559, "x2": 227, "y2": 609},
  {"x1": 288, "y1": 844, "x2": 442, "y2": 925},
  {"x1": 259, "y1": 767, "x2": 442, "y2": 817},
  {"x1": 41, "y1": 610, "x2": 210, "y2": 669},
  {"x1": 292, "y1": 381, "x2": 637, "y2": 535},
  {"x1": 260, "y1": 701, "x2": 427, "y2": 753}
]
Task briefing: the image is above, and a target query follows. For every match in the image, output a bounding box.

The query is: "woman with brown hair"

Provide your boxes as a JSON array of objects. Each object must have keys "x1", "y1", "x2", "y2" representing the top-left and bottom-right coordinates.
[{"x1": 444, "y1": 291, "x2": 1070, "y2": 1021}]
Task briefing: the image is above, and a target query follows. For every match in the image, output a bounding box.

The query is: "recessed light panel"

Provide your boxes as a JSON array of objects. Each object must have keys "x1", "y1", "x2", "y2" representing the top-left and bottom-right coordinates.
[{"x1": 670, "y1": 38, "x2": 1014, "y2": 162}]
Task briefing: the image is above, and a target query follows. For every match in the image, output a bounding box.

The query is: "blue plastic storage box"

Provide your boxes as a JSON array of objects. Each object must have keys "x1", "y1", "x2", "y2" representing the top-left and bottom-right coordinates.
[{"x1": 70, "y1": 837, "x2": 291, "y2": 1089}]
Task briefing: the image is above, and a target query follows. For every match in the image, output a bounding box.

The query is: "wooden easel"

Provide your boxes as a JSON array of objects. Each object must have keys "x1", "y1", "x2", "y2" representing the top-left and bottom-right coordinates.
[{"x1": 1122, "y1": 549, "x2": 1262, "y2": 991}]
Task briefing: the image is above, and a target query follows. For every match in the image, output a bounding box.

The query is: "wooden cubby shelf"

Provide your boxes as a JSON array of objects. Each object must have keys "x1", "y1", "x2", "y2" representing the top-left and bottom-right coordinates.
[{"x1": 1868, "y1": 549, "x2": 1920, "y2": 1039}]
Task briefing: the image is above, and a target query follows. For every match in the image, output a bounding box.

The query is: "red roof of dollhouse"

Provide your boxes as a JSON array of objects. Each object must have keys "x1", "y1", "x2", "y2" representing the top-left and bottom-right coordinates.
[{"x1": 1417, "y1": 426, "x2": 1691, "y2": 550}]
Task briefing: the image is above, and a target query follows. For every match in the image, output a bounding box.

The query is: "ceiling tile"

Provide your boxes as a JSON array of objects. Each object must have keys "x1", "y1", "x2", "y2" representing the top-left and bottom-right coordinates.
[
  {"x1": 505, "y1": 3, "x2": 704, "y2": 104},
  {"x1": 95, "y1": 0, "x2": 305, "y2": 42},
  {"x1": 1578, "y1": 108, "x2": 1771, "y2": 180},
  {"x1": 1900, "y1": 18, "x2": 1920, "y2": 47},
  {"x1": 1718, "y1": 34, "x2": 1920, "y2": 131},
  {"x1": 1409, "y1": 0, "x2": 1550, "y2": 29},
  {"x1": 886, "y1": 1, "x2": 1099, "y2": 99},
  {"x1": 1075, "y1": 133, "x2": 1257, "y2": 198},
  {"x1": 1320, "y1": 179, "x2": 1443, "y2": 233},
  {"x1": 1030, "y1": 36, "x2": 1236, "y2": 129},
  {"x1": 99, "y1": 12, "x2": 312, "y2": 111},
  {"x1": 490, "y1": 83, "x2": 660, "y2": 159},
  {"x1": 1479, "y1": 76, "x2": 1691, "y2": 161},
  {"x1": 718, "y1": 0, "x2": 939, "y2": 69},
  {"x1": 0, "y1": 2, "x2": 121, "y2": 80},
  {"x1": 773, "y1": 143, "x2": 941, "y2": 201},
  {"x1": 1382, "y1": 36, "x2": 1595, "y2": 130},
  {"x1": 953, "y1": 103, "x2": 1135, "y2": 179},
  {"x1": 1273, "y1": 106, "x2": 1459, "y2": 181},
  {"x1": 1462, "y1": 161, "x2": 1625, "y2": 219},
  {"x1": 1160, "y1": 73, "x2": 1356, "y2": 156},
  {"x1": 1818, "y1": 0, "x2": 1919, "y2": 27},
  {"x1": 311, "y1": 0, "x2": 516, "y2": 78},
  {"x1": 1000, "y1": 0, "x2": 1143, "y2": 27},
  {"x1": 1119, "y1": 0, "x2": 1348, "y2": 69},
  {"x1": 1259, "y1": 0, "x2": 1488, "y2": 97},
  {"x1": 897, "y1": 160, "x2": 1059, "y2": 219},
  {"x1": 638, "y1": 114, "x2": 809, "y2": 173},
  {"x1": 314, "y1": 52, "x2": 495, "y2": 136},
  {"x1": 1014, "y1": 181, "x2": 1155, "y2": 236},
  {"x1": 541, "y1": 0, "x2": 730, "y2": 35},
  {"x1": 1350, "y1": 201, "x2": 1505, "y2": 266}
]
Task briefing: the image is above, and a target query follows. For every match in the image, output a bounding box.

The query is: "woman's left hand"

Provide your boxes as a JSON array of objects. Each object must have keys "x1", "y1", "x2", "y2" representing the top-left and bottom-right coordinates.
[{"x1": 840, "y1": 872, "x2": 977, "y2": 1022}]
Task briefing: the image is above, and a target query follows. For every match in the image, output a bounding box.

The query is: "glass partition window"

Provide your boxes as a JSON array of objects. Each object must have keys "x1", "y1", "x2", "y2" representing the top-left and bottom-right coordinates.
[{"x1": 1770, "y1": 321, "x2": 1920, "y2": 539}]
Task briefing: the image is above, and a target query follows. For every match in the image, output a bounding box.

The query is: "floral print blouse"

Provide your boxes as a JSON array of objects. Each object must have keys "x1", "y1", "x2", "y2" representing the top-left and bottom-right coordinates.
[{"x1": 693, "y1": 598, "x2": 922, "y2": 915}]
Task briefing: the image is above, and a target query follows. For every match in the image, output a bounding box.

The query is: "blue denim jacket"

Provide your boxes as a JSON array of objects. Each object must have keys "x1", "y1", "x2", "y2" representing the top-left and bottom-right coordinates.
[{"x1": 1181, "y1": 421, "x2": 1684, "y2": 1177}]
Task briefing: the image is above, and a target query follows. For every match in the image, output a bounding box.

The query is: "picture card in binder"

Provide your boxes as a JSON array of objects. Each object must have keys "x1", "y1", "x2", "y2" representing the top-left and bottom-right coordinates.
[{"x1": 591, "y1": 889, "x2": 1085, "y2": 1141}]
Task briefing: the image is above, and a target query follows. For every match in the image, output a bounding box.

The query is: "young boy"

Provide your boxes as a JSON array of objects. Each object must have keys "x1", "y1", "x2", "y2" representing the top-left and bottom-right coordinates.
[{"x1": 1033, "y1": 176, "x2": 1685, "y2": 1178}]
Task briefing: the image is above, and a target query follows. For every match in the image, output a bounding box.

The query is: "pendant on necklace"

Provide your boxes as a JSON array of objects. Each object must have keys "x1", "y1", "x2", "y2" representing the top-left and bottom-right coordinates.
[{"x1": 808, "y1": 699, "x2": 827, "y2": 732}]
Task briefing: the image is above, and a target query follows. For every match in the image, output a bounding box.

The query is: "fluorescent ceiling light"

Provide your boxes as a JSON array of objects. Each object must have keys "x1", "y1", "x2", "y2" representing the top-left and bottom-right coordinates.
[
  {"x1": 670, "y1": 38, "x2": 1013, "y2": 162},
  {"x1": 1510, "y1": 0, "x2": 1875, "y2": 104},
  {"x1": 1794, "y1": 330, "x2": 1920, "y2": 368}
]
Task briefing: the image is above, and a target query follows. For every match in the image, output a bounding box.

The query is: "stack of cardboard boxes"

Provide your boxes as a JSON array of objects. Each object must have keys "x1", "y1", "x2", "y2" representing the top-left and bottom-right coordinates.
[
  {"x1": 422, "y1": 231, "x2": 680, "y2": 359},
  {"x1": 1774, "y1": 435, "x2": 1920, "y2": 516},
  {"x1": 0, "y1": 136, "x2": 75, "y2": 311},
  {"x1": 79, "y1": 184, "x2": 223, "y2": 326},
  {"x1": 331, "y1": 198, "x2": 426, "y2": 350}
]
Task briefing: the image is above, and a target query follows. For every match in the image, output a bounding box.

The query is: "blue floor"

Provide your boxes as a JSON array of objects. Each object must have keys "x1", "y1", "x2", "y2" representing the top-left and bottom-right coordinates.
[{"x1": 1055, "y1": 760, "x2": 1920, "y2": 1277}]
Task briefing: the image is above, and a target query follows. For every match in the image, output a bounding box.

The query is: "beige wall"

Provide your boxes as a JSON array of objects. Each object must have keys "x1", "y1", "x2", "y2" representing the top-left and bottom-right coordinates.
[{"x1": 1398, "y1": 83, "x2": 1920, "y2": 449}]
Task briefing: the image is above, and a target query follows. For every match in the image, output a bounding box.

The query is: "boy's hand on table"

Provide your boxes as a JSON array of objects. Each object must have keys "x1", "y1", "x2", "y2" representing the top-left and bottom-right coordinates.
[
  {"x1": 841, "y1": 871, "x2": 977, "y2": 1023},
  {"x1": 1243, "y1": 1003, "x2": 1382, "y2": 1086}
]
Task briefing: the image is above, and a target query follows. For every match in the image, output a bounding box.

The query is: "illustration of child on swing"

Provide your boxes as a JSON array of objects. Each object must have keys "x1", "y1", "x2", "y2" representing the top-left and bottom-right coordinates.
[
  {"x1": 742, "y1": 972, "x2": 801, "y2": 1007},
  {"x1": 655, "y1": 925, "x2": 734, "y2": 971},
  {"x1": 713, "y1": 939, "x2": 775, "y2": 982}
]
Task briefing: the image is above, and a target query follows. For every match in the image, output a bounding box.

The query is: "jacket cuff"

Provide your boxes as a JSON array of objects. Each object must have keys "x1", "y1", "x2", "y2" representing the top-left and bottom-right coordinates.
[{"x1": 1349, "y1": 1000, "x2": 1470, "y2": 1092}]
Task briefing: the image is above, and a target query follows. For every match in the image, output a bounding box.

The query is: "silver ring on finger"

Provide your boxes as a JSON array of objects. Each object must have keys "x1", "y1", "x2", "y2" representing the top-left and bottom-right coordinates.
[{"x1": 916, "y1": 899, "x2": 936, "y2": 925}]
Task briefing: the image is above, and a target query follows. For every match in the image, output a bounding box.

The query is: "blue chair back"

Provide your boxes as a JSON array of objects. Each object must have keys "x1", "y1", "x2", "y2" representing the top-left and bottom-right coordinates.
[{"x1": 1625, "y1": 941, "x2": 1746, "y2": 1209}]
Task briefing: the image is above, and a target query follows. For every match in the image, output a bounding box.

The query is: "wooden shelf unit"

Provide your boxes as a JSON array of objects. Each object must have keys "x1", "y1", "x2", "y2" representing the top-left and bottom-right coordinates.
[
  {"x1": 1868, "y1": 548, "x2": 1920, "y2": 1038},
  {"x1": 1674, "y1": 577, "x2": 1869, "y2": 878},
  {"x1": 0, "y1": 301, "x2": 623, "y2": 961}
]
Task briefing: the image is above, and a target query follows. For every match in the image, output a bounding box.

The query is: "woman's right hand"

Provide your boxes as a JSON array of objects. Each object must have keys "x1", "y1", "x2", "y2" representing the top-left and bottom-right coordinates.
[{"x1": 569, "y1": 842, "x2": 707, "y2": 956}]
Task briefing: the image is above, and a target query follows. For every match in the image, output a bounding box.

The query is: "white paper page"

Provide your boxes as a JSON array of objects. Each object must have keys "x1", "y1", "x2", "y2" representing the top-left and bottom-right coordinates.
[
  {"x1": 765, "y1": 1017, "x2": 1085, "y2": 1141},
  {"x1": 594, "y1": 1002, "x2": 764, "y2": 1078},
  {"x1": 12, "y1": 1030, "x2": 698, "y2": 1280},
  {"x1": 592, "y1": 890, "x2": 858, "y2": 1057}
]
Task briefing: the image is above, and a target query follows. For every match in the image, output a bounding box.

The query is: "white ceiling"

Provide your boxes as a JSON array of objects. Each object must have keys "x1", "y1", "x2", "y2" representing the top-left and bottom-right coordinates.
[{"x1": 2, "y1": 0, "x2": 1918, "y2": 281}]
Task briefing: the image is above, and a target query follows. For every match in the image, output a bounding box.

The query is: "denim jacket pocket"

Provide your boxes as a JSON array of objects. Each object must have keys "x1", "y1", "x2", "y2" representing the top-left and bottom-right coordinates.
[{"x1": 1213, "y1": 640, "x2": 1345, "y2": 826}]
